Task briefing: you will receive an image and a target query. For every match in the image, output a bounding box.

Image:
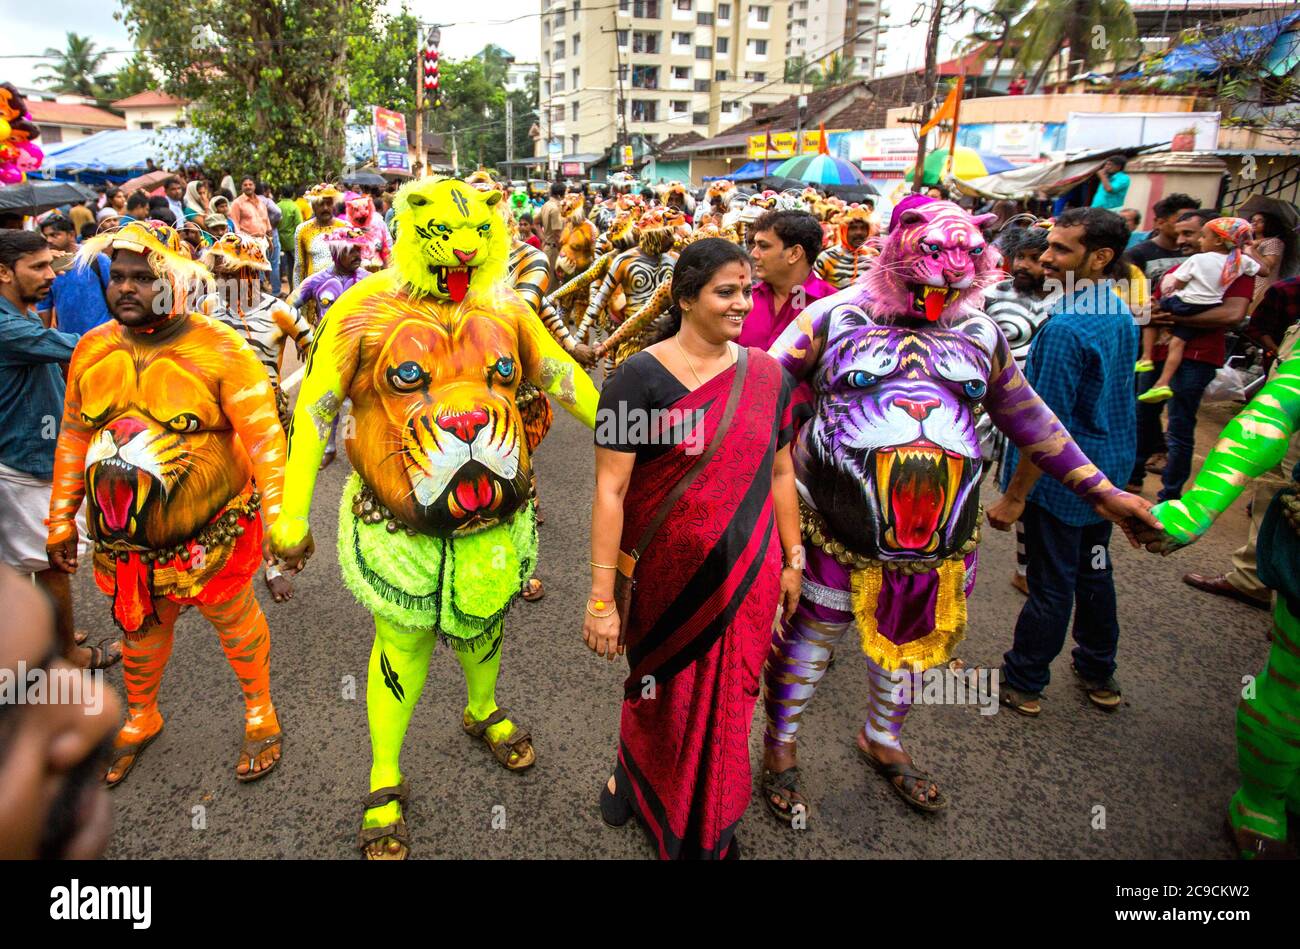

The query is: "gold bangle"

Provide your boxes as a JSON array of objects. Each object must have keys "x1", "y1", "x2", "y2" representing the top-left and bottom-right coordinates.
[
  {"x1": 586, "y1": 602, "x2": 616, "y2": 618},
  {"x1": 590, "y1": 560, "x2": 618, "y2": 570}
]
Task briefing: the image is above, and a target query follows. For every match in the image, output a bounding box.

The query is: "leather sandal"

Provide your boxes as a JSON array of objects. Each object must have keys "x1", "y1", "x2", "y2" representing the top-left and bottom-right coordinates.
[
  {"x1": 859, "y1": 745, "x2": 947, "y2": 812},
  {"x1": 463, "y1": 708, "x2": 535, "y2": 771},
  {"x1": 762, "y1": 766, "x2": 808, "y2": 826},
  {"x1": 358, "y1": 782, "x2": 411, "y2": 860},
  {"x1": 235, "y1": 731, "x2": 283, "y2": 782}
]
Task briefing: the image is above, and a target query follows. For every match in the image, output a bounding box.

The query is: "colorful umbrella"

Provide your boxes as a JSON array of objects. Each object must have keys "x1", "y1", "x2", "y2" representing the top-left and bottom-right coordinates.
[
  {"x1": 772, "y1": 152, "x2": 869, "y2": 186},
  {"x1": 906, "y1": 147, "x2": 1017, "y2": 185}
]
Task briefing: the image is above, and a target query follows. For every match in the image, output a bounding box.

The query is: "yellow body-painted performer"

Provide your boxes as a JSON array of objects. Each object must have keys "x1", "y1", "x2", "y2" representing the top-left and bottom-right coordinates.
[{"x1": 269, "y1": 177, "x2": 598, "y2": 859}]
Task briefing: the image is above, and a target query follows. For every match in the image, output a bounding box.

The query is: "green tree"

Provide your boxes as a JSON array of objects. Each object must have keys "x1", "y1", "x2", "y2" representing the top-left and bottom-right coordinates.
[
  {"x1": 348, "y1": 5, "x2": 420, "y2": 117},
  {"x1": 811, "y1": 52, "x2": 857, "y2": 90},
  {"x1": 1014, "y1": 0, "x2": 1138, "y2": 91},
  {"x1": 100, "y1": 54, "x2": 157, "y2": 103},
  {"x1": 117, "y1": 0, "x2": 381, "y2": 186},
  {"x1": 430, "y1": 54, "x2": 505, "y2": 173},
  {"x1": 784, "y1": 55, "x2": 814, "y2": 85},
  {"x1": 36, "y1": 32, "x2": 110, "y2": 98}
]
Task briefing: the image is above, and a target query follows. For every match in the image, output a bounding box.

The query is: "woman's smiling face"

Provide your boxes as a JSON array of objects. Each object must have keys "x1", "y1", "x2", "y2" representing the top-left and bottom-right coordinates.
[{"x1": 683, "y1": 259, "x2": 753, "y2": 342}]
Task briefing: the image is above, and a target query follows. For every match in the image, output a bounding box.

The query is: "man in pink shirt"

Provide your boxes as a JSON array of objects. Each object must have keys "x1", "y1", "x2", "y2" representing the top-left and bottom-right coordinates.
[
  {"x1": 230, "y1": 176, "x2": 272, "y2": 241},
  {"x1": 741, "y1": 209, "x2": 838, "y2": 350}
]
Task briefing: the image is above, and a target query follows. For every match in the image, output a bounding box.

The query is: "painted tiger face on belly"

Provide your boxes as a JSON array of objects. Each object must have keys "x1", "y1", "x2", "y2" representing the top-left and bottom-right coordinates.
[
  {"x1": 341, "y1": 295, "x2": 532, "y2": 537},
  {"x1": 803, "y1": 302, "x2": 993, "y2": 560},
  {"x1": 75, "y1": 340, "x2": 250, "y2": 548}
]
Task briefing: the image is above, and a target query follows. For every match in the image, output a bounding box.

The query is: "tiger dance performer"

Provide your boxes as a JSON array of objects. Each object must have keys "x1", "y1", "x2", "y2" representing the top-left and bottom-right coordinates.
[
  {"x1": 269, "y1": 177, "x2": 598, "y2": 860},
  {"x1": 45, "y1": 221, "x2": 287, "y2": 787},
  {"x1": 291, "y1": 183, "x2": 349, "y2": 325},
  {"x1": 576, "y1": 207, "x2": 683, "y2": 366},
  {"x1": 758, "y1": 197, "x2": 1155, "y2": 821},
  {"x1": 467, "y1": 170, "x2": 596, "y2": 603},
  {"x1": 814, "y1": 203, "x2": 879, "y2": 290},
  {"x1": 1137, "y1": 329, "x2": 1300, "y2": 859},
  {"x1": 344, "y1": 192, "x2": 393, "y2": 271},
  {"x1": 203, "y1": 232, "x2": 314, "y2": 603}
]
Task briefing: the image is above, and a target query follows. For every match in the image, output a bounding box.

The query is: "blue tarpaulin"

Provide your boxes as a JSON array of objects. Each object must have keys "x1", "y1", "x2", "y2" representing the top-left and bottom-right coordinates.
[
  {"x1": 702, "y1": 160, "x2": 778, "y2": 182},
  {"x1": 1122, "y1": 11, "x2": 1300, "y2": 80},
  {"x1": 37, "y1": 128, "x2": 205, "y2": 184}
]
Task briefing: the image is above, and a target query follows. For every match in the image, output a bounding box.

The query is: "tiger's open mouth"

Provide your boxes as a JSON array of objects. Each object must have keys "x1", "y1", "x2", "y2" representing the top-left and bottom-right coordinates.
[
  {"x1": 873, "y1": 440, "x2": 967, "y2": 553},
  {"x1": 431, "y1": 264, "x2": 475, "y2": 302},
  {"x1": 88, "y1": 457, "x2": 157, "y2": 541},
  {"x1": 910, "y1": 284, "x2": 959, "y2": 322}
]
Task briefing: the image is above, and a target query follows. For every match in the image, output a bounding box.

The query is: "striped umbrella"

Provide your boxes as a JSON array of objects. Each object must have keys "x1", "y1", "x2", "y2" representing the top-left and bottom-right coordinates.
[
  {"x1": 772, "y1": 151, "x2": 869, "y2": 186},
  {"x1": 906, "y1": 147, "x2": 1017, "y2": 185}
]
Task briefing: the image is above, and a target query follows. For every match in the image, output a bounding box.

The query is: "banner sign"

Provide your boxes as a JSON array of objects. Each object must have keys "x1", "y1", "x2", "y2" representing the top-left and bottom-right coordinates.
[
  {"x1": 747, "y1": 129, "x2": 849, "y2": 160},
  {"x1": 372, "y1": 106, "x2": 411, "y2": 174}
]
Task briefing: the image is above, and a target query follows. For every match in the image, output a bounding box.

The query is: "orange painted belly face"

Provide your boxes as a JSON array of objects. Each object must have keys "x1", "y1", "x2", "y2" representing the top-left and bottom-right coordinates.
[{"x1": 85, "y1": 416, "x2": 247, "y2": 548}]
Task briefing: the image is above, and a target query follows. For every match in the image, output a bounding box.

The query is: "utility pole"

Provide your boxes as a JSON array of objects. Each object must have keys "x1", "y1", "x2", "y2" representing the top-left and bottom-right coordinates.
[
  {"x1": 506, "y1": 99, "x2": 515, "y2": 169},
  {"x1": 414, "y1": 33, "x2": 426, "y2": 179},
  {"x1": 910, "y1": 0, "x2": 945, "y2": 194},
  {"x1": 603, "y1": 15, "x2": 629, "y2": 170}
]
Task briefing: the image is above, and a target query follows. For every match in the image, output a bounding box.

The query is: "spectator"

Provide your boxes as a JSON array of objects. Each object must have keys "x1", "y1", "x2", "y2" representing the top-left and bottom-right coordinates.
[
  {"x1": 36, "y1": 219, "x2": 112, "y2": 336},
  {"x1": 204, "y1": 213, "x2": 230, "y2": 239},
  {"x1": 518, "y1": 213, "x2": 542, "y2": 250},
  {"x1": 1090, "y1": 155, "x2": 1130, "y2": 210},
  {"x1": 1126, "y1": 193, "x2": 1200, "y2": 282},
  {"x1": 256, "y1": 180, "x2": 283, "y2": 292},
  {"x1": 990, "y1": 207, "x2": 1141, "y2": 716},
  {"x1": 0, "y1": 230, "x2": 119, "y2": 671},
  {"x1": 276, "y1": 185, "x2": 302, "y2": 295},
  {"x1": 1130, "y1": 208, "x2": 1255, "y2": 499},
  {"x1": 162, "y1": 176, "x2": 186, "y2": 224},
  {"x1": 537, "y1": 181, "x2": 566, "y2": 276},
  {"x1": 105, "y1": 187, "x2": 126, "y2": 215},
  {"x1": 743, "y1": 209, "x2": 836, "y2": 351},
  {"x1": 230, "y1": 176, "x2": 272, "y2": 243},
  {"x1": 67, "y1": 199, "x2": 94, "y2": 236},
  {"x1": 121, "y1": 190, "x2": 150, "y2": 224},
  {"x1": 0, "y1": 564, "x2": 121, "y2": 859},
  {"x1": 1247, "y1": 210, "x2": 1289, "y2": 308},
  {"x1": 183, "y1": 179, "x2": 209, "y2": 222},
  {"x1": 147, "y1": 195, "x2": 173, "y2": 225},
  {"x1": 1008, "y1": 71, "x2": 1028, "y2": 95}
]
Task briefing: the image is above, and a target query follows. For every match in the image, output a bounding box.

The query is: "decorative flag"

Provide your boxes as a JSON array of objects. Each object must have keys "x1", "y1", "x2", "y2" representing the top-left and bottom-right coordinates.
[{"x1": 919, "y1": 75, "x2": 964, "y2": 136}]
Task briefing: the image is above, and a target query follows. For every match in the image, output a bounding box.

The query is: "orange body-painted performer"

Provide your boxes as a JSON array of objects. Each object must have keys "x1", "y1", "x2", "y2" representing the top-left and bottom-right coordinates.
[{"x1": 45, "y1": 221, "x2": 287, "y2": 787}]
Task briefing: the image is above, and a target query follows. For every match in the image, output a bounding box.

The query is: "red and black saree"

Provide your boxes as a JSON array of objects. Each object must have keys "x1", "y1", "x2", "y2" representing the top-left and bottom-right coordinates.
[{"x1": 612, "y1": 346, "x2": 793, "y2": 859}]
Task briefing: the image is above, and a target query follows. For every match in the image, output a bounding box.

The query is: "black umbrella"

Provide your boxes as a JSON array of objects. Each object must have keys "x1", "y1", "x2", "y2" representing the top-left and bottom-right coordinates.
[
  {"x1": 0, "y1": 179, "x2": 98, "y2": 217},
  {"x1": 341, "y1": 170, "x2": 388, "y2": 187}
]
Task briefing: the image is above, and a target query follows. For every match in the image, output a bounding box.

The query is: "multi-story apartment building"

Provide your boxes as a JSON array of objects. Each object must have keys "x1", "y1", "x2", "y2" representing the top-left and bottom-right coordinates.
[
  {"x1": 536, "y1": 0, "x2": 802, "y2": 167},
  {"x1": 785, "y1": 0, "x2": 889, "y2": 79}
]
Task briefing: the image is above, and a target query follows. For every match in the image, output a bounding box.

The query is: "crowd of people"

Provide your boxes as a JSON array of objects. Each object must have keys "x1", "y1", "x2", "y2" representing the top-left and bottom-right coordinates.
[{"x1": 1, "y1": 163, "x2": 1298, "y2": 862}]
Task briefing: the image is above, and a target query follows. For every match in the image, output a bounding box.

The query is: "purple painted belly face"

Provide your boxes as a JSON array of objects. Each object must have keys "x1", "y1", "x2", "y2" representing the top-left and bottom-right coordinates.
[{"x1": 802, "y1": 310, "x2": 991, "y2": 560}]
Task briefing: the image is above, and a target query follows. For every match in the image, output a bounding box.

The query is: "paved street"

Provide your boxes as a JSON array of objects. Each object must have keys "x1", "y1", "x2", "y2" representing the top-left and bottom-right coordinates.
[{"x1": 85, "y1": 390, "x2": 1265, "y2": 860}]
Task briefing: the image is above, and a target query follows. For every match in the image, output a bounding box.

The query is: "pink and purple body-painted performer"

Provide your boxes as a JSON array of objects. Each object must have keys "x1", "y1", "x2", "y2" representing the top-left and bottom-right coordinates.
[{"x1": 760, "y1": 198, "x2": 1140, "y2": 817}]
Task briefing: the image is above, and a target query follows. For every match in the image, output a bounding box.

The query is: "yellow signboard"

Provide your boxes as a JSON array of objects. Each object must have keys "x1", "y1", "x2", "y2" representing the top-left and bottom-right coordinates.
[{"x1": 747, "y1": 130, "x2": 847, "y2": 160}]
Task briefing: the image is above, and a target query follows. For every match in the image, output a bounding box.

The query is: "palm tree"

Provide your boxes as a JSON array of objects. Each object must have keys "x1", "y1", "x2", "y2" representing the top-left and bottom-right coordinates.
[
  {"x1": 811, "y1": 52, "x2": 857, "y2": 90},
  {"x1": 1014, "y1": 0, "x2": 1138, "y2": 92},
  {"x1": 36, "y1": 32, "x2": 111, "y2": 98},
  {"x1": 968, "y1": 0, "x2": 1032, "y2": 78}
]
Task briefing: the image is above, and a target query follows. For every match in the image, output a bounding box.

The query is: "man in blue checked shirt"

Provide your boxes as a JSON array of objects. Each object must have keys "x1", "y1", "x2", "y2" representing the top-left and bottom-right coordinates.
[
  {"x1": 0, "y1": 229, "x2": 120, "y2": 672},
  {"x1": 986, "y1": 208, "x2": 1143, "y2": 717}
]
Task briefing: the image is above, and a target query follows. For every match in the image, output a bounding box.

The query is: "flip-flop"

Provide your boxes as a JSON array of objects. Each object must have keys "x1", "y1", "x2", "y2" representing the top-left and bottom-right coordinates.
[
  {"x1": 762, "y1": 766, "x2": 808, "y2": 826},
  {"x1": 858, "y1": 744, "x2": 947, "y2": 812},
  {"x1": 86, "y1": 639, "x2": 123, "y2": 671},
  {"x1": 521, "y1": 577, "x2": 545, "y2": 602},
  {"x1": 105, "y1": 727, "x2": 163, "y2": 788},
  {"x1": 235, "y1": 731, "x2": 283, "y2": 783}
]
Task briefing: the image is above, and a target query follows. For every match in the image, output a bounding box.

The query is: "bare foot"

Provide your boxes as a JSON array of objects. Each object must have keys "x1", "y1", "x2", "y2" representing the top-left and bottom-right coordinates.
[{"x1": 264, "y1": 572, "x2": 294, "y2": 602}]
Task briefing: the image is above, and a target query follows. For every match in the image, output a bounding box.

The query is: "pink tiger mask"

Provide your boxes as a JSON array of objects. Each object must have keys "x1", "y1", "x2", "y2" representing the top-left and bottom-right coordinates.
[{"x1": 863, "y1": 200, "x2": 1000, "y2": 324}]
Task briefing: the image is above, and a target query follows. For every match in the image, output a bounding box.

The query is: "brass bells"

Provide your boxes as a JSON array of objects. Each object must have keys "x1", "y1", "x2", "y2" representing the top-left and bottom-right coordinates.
[{"x1": 352, "y1": 485, "x2": 417, "y2": 537}]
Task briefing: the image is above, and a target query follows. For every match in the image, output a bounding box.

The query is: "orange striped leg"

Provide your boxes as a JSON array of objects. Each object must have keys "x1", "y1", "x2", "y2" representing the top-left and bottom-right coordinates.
[
  {"x1": 197, "y1": 583, "x2": 280, "y2": 745},
  {"x1": 116, "y1": 598, "x2": 181, "y2": 746}
]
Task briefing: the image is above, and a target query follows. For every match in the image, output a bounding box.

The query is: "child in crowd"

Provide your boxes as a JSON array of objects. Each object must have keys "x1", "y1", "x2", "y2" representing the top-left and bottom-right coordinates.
[{"x1": 1137, "y1": 216, "x2": 1259, "y2": 403}]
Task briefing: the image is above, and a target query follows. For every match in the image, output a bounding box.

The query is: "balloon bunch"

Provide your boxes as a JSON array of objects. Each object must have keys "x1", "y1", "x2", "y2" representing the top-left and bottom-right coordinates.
[{"x1": 0, "y1": 83, "x2": 44, "y2": 184}]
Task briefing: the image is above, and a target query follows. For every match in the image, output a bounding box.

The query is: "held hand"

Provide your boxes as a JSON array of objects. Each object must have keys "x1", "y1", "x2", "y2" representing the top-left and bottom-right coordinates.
[
  {"x1": 779, "y1": 567, "x2": 802, "y2": 623},
  {"x1": 1093, "y1": 490, "x2": 1161, "y2": 548},
  {"x1": 269, "y1": 530, "x2": 315, "y2": 574},
  {"x1": 582, "y1": 610, "x2": 623, "y2": 661},
  {"x1": 571, "y1": 342, "x2": 599, "y2": 368},
  {"x1": 46, "y1": 537, "x2": 79, "y2": 574},
  {"x1": 986, "y1": 494, "x2": 1025, "y2": 532}
]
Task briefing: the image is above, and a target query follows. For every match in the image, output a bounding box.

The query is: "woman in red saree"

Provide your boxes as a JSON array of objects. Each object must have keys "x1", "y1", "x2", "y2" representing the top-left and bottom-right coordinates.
[{"x1": 584, "y1": 238, "x2": 803, "y2": 859}]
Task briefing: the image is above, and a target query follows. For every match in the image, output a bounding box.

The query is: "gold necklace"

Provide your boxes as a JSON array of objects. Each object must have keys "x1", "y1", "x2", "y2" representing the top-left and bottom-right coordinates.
[{"x1": 673, "y1": 334, "x2": 733, "y2": 389}]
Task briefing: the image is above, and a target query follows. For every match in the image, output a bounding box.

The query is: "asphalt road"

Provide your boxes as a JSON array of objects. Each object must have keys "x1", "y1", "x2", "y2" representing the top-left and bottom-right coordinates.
[{"x1": 83, "y1": 389, "x2": 1267, "y2": 860}]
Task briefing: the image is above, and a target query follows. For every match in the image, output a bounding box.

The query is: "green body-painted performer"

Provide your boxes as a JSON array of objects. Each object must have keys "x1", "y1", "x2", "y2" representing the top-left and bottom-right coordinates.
[
  {"x1": 269, "y1": 178, "x2": 598, "y2": 859},
  {"x1": 1140, "y1": 332, "x2": 1300, "y2": 858}
]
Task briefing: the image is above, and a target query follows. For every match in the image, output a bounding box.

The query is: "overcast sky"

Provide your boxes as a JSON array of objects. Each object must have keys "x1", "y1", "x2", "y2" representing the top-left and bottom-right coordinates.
[{"x1": 4, "y1": 0, "x2": 943, "y2": 93}]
